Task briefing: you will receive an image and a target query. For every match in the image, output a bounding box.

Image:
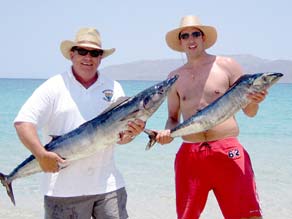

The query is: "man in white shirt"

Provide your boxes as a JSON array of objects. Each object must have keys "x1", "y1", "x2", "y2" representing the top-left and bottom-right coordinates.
[{"x1": 14, "y1": 27, "x2": 145, "y2": 219}]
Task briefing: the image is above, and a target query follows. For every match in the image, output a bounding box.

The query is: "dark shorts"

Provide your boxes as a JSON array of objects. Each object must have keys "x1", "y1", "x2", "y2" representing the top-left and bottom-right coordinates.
[
  {"x1": 175, "y1": 138, "x2": 262, "y2": 219},
  {"x1": 44, "y1": 187, "x2": 128, "y2": 219}
]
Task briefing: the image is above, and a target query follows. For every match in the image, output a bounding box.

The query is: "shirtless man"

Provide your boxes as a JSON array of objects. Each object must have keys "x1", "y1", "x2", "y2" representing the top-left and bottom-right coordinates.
[{"x1": 156, "y1": 15, "x2": 266, "y2": 219}]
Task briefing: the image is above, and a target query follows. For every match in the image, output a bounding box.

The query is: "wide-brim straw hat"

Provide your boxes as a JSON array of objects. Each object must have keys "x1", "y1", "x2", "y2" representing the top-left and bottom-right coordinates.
[
  {"x1": 60, "y1": 27, "x2": 115, "y2": 59},
  {"x1": 166, "y1": 15, "x2": 217, "y2": 52}
]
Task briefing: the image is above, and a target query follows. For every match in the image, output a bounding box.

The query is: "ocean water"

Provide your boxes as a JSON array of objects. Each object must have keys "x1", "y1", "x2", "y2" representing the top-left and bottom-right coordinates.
[{"x1": 0, "y1": 78, "x2": 291, "y2": 219}]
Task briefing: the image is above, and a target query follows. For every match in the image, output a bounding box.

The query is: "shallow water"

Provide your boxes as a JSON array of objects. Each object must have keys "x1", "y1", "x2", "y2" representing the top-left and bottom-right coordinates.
[{"x1": 0, "y1": 79, "x2": 291, "y2": 218}]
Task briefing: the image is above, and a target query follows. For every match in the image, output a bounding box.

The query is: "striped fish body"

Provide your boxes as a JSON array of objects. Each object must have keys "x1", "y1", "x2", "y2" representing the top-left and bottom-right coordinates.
[
  {"x1": 145, "y1": 72, "x2": 283, "y2": 149},
  {"x1": 0, "y1": 75, "x2": 178, "y2": 205},
  {"x1": 171, "y1": 72, "x2": 283, "y2": 137}
]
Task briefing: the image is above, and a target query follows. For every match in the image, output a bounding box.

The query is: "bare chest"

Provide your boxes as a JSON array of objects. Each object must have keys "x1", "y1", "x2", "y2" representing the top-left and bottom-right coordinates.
[{"x1": 176, "y1": 69, "x2": 229, "y2": 118}]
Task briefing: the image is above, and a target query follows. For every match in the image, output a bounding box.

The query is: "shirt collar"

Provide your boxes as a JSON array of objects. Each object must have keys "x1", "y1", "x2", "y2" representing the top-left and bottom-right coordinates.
[{"x1": 67, "y1": 67, "x2": 105, "y2": 89}]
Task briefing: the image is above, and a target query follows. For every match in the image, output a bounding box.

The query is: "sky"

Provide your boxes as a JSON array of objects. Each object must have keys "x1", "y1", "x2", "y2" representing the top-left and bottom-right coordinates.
[{"x1": 1, "y1": 0, "x2": 291, "y2": 79}]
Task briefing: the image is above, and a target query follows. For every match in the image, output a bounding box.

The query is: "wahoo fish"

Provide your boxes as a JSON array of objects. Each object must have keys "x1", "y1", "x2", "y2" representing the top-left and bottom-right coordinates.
[
  {"x1": 0, "y1": 75, "x2": 178, "y2": 205},
  {"x1": 145, "y1": 72, "x2": 283, "y2": 149}
]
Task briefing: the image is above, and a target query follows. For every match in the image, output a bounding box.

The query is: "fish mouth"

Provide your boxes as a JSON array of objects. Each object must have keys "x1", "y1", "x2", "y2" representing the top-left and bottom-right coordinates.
[
  {"x1": 264, "y1": 72, "x2": 284, "y2": 83},
  {"x1": 154, "y1": 75, "x2": 179, "y2": 95},
  {"x1": 253, "y1": 72, "x2": 284, "y2": 88},
  {"x1": 166, "y1": 75, "x2": 179, "y2": 88},
  {"x1": 271, "y1": 72, "x2": 283, "y2": 78}
]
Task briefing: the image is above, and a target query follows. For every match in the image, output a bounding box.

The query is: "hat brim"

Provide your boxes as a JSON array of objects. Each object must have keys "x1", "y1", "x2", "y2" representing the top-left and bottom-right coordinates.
[
  {"x1": 165, "y1": 25, "x2": 217, "y2": 52},
  {"x1": 60, "y1": 40, "x2": 115, "y2": 59}
]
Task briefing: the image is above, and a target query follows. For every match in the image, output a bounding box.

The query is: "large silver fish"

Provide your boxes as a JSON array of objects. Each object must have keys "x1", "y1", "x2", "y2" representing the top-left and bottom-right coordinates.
[
  {"x1": 145, "y1": 72, "x2": 283, "y2": 149},
  {"x1": 0, "y1": 75, "x2": 178, "y2": 205}
]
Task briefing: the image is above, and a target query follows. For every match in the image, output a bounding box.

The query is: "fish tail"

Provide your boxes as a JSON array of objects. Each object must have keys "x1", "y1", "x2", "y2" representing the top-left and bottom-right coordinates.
[
  {"x1": 0, "y1": 172, "x2": 15, "y2": 205},
  {"x1": 143, "y1": 129, "x2": 158, "y2": 150}
]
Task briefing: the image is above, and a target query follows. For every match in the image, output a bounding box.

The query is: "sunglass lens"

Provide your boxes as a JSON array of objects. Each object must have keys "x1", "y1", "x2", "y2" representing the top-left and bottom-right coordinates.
[
  {"x1": 180, "y1": 33, "x2": 190, "y2": 40},
  {"x1": 192, "y1": 31, "x2": 202, "y2": 37},
  {"x1": 76, "y1": 48, "x2": 88, "y2": 56},
  {"x1": 180, "y1": 31, "x2": 202, "y2": 40},
  {"x1": 90, "y1": 50, "x2": 103, "y2": 57},
  {"x1": 75, "y1": 48, "x2": 103, "y2": 57}
]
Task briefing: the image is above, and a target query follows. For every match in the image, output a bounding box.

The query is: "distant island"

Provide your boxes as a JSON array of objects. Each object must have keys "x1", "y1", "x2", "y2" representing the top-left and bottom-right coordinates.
[
  {"x1": 1, "y1": 54, "x2": 291, "y2": 83},
  {"x1": 102, "y1": 54, "x2": 292, "y2": 83}
]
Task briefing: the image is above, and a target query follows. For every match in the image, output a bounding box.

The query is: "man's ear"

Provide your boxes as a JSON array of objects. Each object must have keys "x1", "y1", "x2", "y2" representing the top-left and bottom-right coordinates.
[
  {"x1": 202, "y1": 34, "x2": 206, "y2": 42},
  {"x1": 69, "y1": 50, "x2": 74, "y2": 60}
]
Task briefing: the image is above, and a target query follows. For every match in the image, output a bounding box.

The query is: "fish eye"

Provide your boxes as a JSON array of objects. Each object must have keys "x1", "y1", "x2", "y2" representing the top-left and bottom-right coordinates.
[
  {"x1": 262, "y1": 75, "x2": 268, "y2": 82},
  {"x1": 143, "y1": 96, "x2": 151, "y2": 107},
  {"x1": 155, "y1": 85, "x2": 165, "y2": 94}
]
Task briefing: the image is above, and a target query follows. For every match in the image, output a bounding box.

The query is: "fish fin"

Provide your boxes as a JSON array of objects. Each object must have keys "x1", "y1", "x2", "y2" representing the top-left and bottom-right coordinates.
[
  {"x1": 144, "y1": 129, "x2": 158, "y2": 150},
  {"x1": 100, "y1": 96, "x2": 130, "y2": 115},
  {"x1": 0, "y1": 172, "x2": 16, "y2": 205},
  {"x1": 58, "y1": 162, "x2": 69, "y2": 170},
  {"x1": 49, "y1": 135, "x2": 61, "y2": 141},
  {"x1": 56, "y1": 154, "x2": 68, "y2": 170}
]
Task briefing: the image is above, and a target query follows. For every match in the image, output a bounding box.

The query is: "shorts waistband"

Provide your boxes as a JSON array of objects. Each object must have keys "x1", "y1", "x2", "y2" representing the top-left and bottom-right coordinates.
[
  {"x1": 182, "y1": 137, "x2": 238, "y2": 145},
  {"x1": 180, "y1": 137, "x2": 239, "y2": 151}
]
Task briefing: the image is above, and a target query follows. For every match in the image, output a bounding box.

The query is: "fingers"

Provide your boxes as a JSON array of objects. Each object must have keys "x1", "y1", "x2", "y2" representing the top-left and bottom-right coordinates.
[
  {"x1": 38, "y1": 151, "x2": 65, "y2": 173},
  {"x1": 248, "y1": 90, "x2": 268, "y2": 104},
  {"x1": 127, "y1": 119, "x2": 145, "y2": 136},
  {"x1": 156, "y1": 129, "x2": 173, "y2": 145}
]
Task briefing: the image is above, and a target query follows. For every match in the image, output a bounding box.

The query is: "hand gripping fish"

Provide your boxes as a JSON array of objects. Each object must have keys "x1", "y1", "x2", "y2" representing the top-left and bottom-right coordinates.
[
  {"x1": 144, "y1": 72, "x2": 283, "y2": 149},
  {"x1": 0, "y1": 75, "x2": 178, "y2": 205}
]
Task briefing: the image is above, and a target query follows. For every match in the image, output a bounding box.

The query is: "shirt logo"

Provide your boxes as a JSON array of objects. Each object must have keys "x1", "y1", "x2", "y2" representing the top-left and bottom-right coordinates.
[{"x1": 102, "y1": 89, "x2": 113, "y2": 102}]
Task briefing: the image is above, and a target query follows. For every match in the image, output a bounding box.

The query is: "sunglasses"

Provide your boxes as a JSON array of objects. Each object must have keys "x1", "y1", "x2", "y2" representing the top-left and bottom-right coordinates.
[
  {"x1": 72, "y1": 47, "x2": 103, "y2": 57},
  {"x1": 179, "y1": 31, "x2": 203, "y2": 40}
]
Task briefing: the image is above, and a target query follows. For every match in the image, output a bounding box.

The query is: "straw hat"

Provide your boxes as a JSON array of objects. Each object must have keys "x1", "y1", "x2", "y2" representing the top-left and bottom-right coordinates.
[
  {"x1": 60, "y1": 27, "x2": 115, "y2": 59},
  {"x1": 165, "y1": 15, "x2": 217, "y2": 52}
]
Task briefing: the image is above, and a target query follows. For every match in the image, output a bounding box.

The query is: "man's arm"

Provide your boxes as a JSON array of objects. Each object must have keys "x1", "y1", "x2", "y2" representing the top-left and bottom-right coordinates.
[
  {"x1": 14, "y1": 122, "x2": 65, "y2": 172},
  {"x1": 222, "y1": 57, "x2": 267, "y2": 117},
  {"x1": 156, "y1": 77, "x2": 181, "y2": 145}
]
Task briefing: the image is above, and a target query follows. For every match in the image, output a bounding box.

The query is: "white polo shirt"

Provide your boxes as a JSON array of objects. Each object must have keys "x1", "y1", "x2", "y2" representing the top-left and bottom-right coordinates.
[{"x1": 14, "y1": 69, "x2": 126, "y2": 197}]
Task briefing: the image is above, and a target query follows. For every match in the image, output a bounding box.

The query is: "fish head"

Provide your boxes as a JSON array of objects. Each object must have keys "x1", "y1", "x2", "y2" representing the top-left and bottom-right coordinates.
[
  {"x1": 250, "y1": 72, "x2": 283, "y2": 91},
  {"x1": 137, "y1": 75, "x2": 178, "y2": 116},
  {"x1": 234, "y1": 72, "x2": 283, "y2": 92}
]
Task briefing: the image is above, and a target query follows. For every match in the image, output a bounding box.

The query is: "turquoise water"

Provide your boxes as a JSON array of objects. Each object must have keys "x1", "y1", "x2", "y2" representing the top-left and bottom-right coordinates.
[{"x1": 0, "y1": 79, "x2": 291, "y2": 218}]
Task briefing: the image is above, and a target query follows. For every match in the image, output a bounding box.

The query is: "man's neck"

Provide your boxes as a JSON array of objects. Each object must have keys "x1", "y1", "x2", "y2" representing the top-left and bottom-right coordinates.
[
  {"x1": 186, "y1": 52, "x2": 213, "y2": 66},
  {"x1": 72, "y1": 68, "x2": 98, "y2": 89}
]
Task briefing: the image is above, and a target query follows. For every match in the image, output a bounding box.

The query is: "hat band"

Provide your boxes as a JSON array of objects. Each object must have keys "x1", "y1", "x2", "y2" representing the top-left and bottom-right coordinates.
[{"x1": 77, "y1": 40, "x2": 101, "y2": 48}]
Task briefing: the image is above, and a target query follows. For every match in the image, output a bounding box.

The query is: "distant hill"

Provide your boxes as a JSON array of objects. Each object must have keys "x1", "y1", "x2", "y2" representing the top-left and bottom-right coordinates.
[{"x1": 102, "y1": 55, "x2": 292, "y2": 83}]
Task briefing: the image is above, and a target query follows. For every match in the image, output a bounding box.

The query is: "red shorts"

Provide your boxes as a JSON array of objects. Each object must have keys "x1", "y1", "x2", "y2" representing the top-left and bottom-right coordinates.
[{"x1": 175, "y1": 137, "x2": 262, "y2": 219}]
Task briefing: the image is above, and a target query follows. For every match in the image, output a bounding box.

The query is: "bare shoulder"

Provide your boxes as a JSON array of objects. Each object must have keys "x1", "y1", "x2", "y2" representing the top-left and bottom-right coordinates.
[
  {"x1": 168, "y1": 65, "x2": 186, "y2": 79},
  {"x1": 215, "y1": 56, "x2": 240, "y2": 68},
  {"x1": 215, "y1": 56, "x2": 244, "y2": 84}
]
